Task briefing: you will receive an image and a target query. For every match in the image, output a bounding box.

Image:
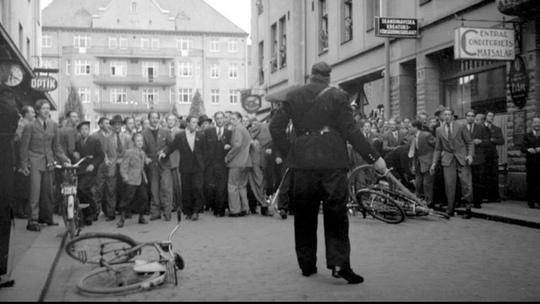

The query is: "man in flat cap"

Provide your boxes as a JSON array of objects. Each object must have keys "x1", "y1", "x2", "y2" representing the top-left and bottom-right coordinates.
[{"x1": 270, "y1": 61, "x2": 390, "y2": 284}]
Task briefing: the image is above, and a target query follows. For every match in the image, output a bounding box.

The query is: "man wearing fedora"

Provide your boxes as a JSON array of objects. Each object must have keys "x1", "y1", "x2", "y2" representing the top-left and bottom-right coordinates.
[{"x1": 270, "y1": 62, "x2": 390, "y2": 284}]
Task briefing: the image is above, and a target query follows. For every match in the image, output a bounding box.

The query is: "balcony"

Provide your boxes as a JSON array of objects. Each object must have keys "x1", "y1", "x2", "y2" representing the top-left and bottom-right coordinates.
[
  {"x1": 61, "y1": 46, "x2": 204, "y2": 60},
  {"x1": 94, "y1": 100, "x2": 173, "y2": 114},
  {"x1": 93, "y1": 74, "x2": 176, "y2": 87}
]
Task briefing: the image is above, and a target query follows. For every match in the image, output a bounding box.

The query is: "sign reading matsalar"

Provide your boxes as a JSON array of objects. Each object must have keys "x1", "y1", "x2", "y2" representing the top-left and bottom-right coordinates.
[
  {"x1": 454, "y1": 27, "x2": 515, "y2": 61},
  {"x1": 375, "y1": 17, "x2": 418, "y2": 38}
]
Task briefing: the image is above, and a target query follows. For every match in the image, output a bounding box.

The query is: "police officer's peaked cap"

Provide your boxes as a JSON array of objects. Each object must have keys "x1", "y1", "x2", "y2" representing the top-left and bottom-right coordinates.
[
  {"x1": 111, "y1": 114, "x2": 123, "y2": 125},
  {"x1": 76, "y1": 120, "x2": 91, "y2": 130},
  {"x1": 311, "y1": 62, "x2": 332, "y2": 77}
]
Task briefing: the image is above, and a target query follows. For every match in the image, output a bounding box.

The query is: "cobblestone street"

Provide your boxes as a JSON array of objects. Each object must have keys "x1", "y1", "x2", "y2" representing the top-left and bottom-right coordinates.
[{"x1": 44, "y1": 211, "x2": 540, "y2": 301}]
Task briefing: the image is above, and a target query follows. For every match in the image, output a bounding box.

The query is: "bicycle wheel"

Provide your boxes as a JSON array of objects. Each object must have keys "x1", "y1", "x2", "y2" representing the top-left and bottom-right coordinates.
[
  {"x1": 355, "y1": 189, "x2": 405, "y2": 224},
  {"x1": 348, "y1": 165, "x2": 380, "y2": 203},
  {"x1": 77, "y1": 262, "x2": 162, "y2": 294},
  {"x1": 66, "y1": 233, "x2": 139, "y2": 265}
]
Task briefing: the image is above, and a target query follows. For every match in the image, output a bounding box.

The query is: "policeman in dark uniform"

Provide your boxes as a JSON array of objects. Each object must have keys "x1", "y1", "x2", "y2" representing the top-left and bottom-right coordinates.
[{"x1": 269, "y1": 62, "x2": 389, "y2": 284}]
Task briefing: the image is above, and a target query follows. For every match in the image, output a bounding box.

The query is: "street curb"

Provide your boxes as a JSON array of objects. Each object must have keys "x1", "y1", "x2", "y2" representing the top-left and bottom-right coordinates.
[
  {"x1": 38, "y1": 230, "x2": 67, "y2": 302},
  {"x1": 441, "y1": 207, "x2": 540, "y2": 230}
]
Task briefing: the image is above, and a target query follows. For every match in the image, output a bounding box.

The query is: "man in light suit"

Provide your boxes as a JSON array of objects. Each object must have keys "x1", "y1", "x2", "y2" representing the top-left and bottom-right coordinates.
[
  {"x1": 430, "y1": 108, "x2": 474, "y2": 219},
  {"x1": 382, "y1": 119, "x2": 406, "y2": 157},
  {"x1": 90, "y1": 117, "x2": 115, "y2": 221},
  {"x1": 465, "y1": 110, "x2": 490, "y2": 209},
  {"x1": 166, "y1": 114, "x2": 183, "y2": 213},
  {"x1": 142, "y1": 111, "x2": 173, "y2": 221},
  {"x1": 225, "y1": 112, "x2": 252, "y2": 217},
  {"x1": 484, "y1": 111, "x2": 505, "y2": 202},
  {"x1": 248, "y1": 120, "x2": 274, "y2": 216},
  {"x1": 408, "y1": 120, "x2": 435, "y2": 207},
  {"x1": 20, "y1": 99, "x2": 70, "y2": 231}
]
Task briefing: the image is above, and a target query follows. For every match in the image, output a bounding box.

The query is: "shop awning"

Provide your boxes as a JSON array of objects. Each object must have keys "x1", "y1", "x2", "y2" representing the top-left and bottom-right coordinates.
[
  {"x1": 0, "y1": 24, "x2": 57, "y2": 110},
  {"x1": 264, "y1": 84, "x2": 301, "y2": 103}
]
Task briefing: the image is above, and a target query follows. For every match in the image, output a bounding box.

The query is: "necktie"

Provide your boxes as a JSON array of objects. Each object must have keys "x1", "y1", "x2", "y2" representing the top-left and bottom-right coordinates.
[
  {"x1": 116, "y1": 133, "x2": 122, "y2": 155},
  {"x1": 218, "y1": 127, "x2": 222, "y2": 140},
  {"x1": 447, "y1": 123, "x2": 452, "y2": 138},
  {"x1": 43, "y1": 120, "x2": 47, "y2": 130},
  {"x1": 469, "y1": 124, "x2": 473, "y2": 135}
]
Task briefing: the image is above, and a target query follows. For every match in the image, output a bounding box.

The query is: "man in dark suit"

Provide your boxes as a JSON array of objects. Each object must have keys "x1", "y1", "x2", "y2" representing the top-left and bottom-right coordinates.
[
  {"x1": 408, "y1": 120, "x2": 435, "y2": 206},
  {"x1": 162, "y1": 115, "x2": 205, "y2": 221},
  {"x1": 90, "y1": 117, "x2": 115, "y2": 221},
  {"x1": 465, "y1": 110, "x2": 490, "y2": 209},
  {"x1": 74, "y1": 121, "x2": 104, "y2": 225},
  {"x1": 382, "y1": 119, "x2": 406, "y2": 157},
  {"x1": 484, "y1": 111, "x2": 505, "y2": 202},
  {"x1": 20, "y1": 99, "x2": 70, "y2": 231},
  {"x1": 142, "y1": 111, "x2": 173, "y2": 221},
  {"x1": 270, "y1": 62, "x2": 389, "y2": 284},
  {"x1": 430, "y1": 107, "x2": 474, "y2": 219},
  {"x1": 521, "y1": 116, "x2": 540, "y2": 209}
]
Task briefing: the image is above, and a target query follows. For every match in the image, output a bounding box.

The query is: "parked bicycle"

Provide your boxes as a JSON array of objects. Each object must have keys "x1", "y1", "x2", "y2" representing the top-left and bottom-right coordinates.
[
  {"x1": 348, "y1": 165, "x2": 450, "y2": 224},
  {"x1": 64, "y1": 213, "x2": 185, "y2": 294},
  {"x1": 55, "y1": 156, "x2": 93, "y2": 238}
]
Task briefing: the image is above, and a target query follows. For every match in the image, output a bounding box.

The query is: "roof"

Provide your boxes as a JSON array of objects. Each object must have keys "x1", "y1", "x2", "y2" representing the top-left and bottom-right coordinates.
[{"x1": 42, "y1": 0, "x2": 247, "y2": 35}]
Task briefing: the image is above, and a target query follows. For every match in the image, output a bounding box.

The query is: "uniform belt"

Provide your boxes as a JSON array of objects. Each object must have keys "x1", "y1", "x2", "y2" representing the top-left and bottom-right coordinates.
[{"x1": 302, "y1": 126, "x2": 336, "y2": 136}]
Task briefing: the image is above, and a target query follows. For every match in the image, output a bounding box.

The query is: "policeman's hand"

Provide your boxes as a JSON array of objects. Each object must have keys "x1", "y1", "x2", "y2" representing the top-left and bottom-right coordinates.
[
  {"x1": 86, "y1": 164, "x2": 94, "y2": 173},
  {"x1": 158, "y1": 152, "x2": 166, "y2": 160},
  {"x1": 466, "y1": 155, "x2": 473, "y2": 165},
  {"x1": 224, "y1": 144, "x2": 231, "y2": 150},
  {"x1": 473, "y1": 139, "x2": 482, "y2": 145},
  {"x1": 528, "y1": 148, "x2": 537, "y2": 154},
  {"x1": 372, "y1": 157, "x2": 388, "y2": 175},
  {"x1": 265, "y1": 148, "x2": 272, "y2": 155},
  {"x1": 275, "y1": 157, "x2": 283, "y2": 165},
  {"x1": 63, "y1": 161, "x2": 71, "y2": 167},
  {"x1": 430, "y1": 164, "x2": 436, "y2": 175}
]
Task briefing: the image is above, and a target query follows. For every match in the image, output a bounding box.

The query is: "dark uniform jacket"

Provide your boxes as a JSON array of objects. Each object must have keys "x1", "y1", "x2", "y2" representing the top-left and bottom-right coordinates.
[
  {"x1": 521, "y1": 131, "x2": 540, "y2": 169},
  {"x1": 203, "y1": 126, "x2": 231, "y2": 169},
  {"x1": 74, "y1": 136, "x2": 105, "y2": 175},
  {"x1": 166, "y1": 130, "x2": 205, "y2": 174},
  {"x1": 269, "y1": 79, "x2": 379, "y2": 169}
]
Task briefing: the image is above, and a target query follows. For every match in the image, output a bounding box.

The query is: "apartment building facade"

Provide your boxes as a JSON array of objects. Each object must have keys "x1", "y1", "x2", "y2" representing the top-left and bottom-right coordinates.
[
  {"x1": 251, "y1": 0, "x2": 540, "y2": 199},
  {"x1": 42, "y1": 0, "x2": 249, "y2": 129}
]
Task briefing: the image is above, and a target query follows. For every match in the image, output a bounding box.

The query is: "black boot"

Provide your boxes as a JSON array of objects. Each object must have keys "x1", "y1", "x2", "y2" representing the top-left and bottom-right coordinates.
[
  {"x1": 261, "y1": 206, "x2": 273, "y2": 217},
  {"x1": 331, "y1": 266, "x2": 364, "y2": 284},
  {"x1": 116, "y1": 211, "x2": 126, "y2": 228}
]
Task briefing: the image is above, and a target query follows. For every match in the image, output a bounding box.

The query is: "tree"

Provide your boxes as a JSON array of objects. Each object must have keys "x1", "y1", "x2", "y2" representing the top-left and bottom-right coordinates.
[
  {"x1": 188, "y1": 90, "x2": 206, "y2": 118},
  {"x1": 62, "y1": 84, "x2": 85, "y2": 121}
]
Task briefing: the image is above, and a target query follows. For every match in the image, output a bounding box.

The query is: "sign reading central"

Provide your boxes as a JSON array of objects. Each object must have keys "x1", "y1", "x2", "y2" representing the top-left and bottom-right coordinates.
[
  {"x1": 375, "y1": 17, "x2": 418, "y2": 39},
  {"x1": 454, "y1": 27, "x2": 515, "y2": 61}
]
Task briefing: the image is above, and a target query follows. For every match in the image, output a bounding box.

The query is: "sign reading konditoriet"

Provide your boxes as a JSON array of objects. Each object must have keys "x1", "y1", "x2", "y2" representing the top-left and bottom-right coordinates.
[
  {"x1": 454, "y1": 27, "x2": 515, "y2": 61},
  {"x1": 375, "y1": 17, "x2": 418, "y2": 38}
]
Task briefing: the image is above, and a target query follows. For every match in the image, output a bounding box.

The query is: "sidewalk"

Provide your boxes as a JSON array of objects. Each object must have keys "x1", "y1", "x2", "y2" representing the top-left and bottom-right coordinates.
[{"x1": 0, "y1": 201, "x2": 539, "y2": 302}]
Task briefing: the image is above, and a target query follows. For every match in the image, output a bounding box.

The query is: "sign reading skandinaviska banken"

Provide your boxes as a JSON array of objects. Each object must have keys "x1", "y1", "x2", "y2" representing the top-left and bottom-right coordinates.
[
  {"x1": 454, "y1": 27, "x2": 515, "y2": 61},
  {"x1": 375, "y1": 17, "x2": 418, "y2": 39}
]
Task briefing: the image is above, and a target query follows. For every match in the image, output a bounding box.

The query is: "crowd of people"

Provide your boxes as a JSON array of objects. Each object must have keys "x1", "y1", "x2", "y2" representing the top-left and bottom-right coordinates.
[{"x1": 12, "y1": 102, "x2": 290, "y2": 231}]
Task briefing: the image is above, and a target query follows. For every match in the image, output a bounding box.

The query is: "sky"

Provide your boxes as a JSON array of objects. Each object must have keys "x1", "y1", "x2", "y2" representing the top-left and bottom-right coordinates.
[{"x1": 40, "y1": 0, "x2": 251, "y2": 35}]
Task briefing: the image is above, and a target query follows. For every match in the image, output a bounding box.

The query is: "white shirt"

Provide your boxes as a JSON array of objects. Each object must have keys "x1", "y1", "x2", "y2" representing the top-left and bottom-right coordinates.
[{"x1": 186, "y1": 130, "x2": 196, "y2": 152}]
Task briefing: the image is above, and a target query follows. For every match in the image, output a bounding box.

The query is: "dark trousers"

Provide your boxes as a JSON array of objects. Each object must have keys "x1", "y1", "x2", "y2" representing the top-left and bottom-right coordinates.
[
  {"x1": 484, "y1": 157, "x2": 500, "y2": 201},
  {"x1": 204, "y1": 164, "x2": 228, "y2": 213},
  {"x1": 119, "y1": 180, "x2": 148, "y2": 215},
  {"x1": 276, "y1": 165, "x2": 291, "y2": 211},
  {"x1": 0, "y1": 136, "x2": 14, "y2": 276},
  {"x1": 292, "y1": 168, "x2": 351, "y2": 270},
  {"x1": 432, "y1": 162, "x2": 447, "y2": 206},
  {"x1": 181, "y1": 171, "x2": 204, "y2": 216},
  {"x1": 171, "y1": 168, "x2": 182, "y2": 211},
  {"x1": 78, "y1": 174, "x2": 97, "y2": 221},
  {"x1": 471, "y1": 163, "x2": 485, "y2": 206},
  {"x1": 526, "y1": 163, "x2": 540, "y2": 207}
]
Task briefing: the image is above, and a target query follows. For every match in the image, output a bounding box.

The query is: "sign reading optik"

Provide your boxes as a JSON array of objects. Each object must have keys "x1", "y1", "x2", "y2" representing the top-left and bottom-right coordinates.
[
  {"x1": 31, "y1": 75, "x2": 58, "y2": 92},
  {"x1": 454, "y1": 27, "x2": 515, "y2": 61}
]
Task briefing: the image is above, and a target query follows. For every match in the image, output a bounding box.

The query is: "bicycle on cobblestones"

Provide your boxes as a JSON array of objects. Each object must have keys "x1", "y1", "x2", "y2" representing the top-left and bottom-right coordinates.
[
  {"x1": 64, "y1": 213, "x2": 185, "y2": 294},
  {"x1": 348, "y1": 165, "x2": 450, "y2": 224}
]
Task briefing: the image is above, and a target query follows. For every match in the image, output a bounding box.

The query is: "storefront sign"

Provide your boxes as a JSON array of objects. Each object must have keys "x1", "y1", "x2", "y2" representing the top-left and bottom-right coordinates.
[
  {"x1": 508, "y1": 55, "x2": 529, "y2": 109},
  {"x1": 30, "y1": 75, "x2": 58, "y2": 92},
  {"x1": 242, "y1": 95, "x2": 262, "y2": 114},
  {"x1": 375, "y1": 17, "x2": 418, "y2": 39},
  {"x1": 454, "y1": 27, "x2": 515, "y2": 61},
  {"x1": 512, "y1": 110, "x2": 526, "y2": 146}
]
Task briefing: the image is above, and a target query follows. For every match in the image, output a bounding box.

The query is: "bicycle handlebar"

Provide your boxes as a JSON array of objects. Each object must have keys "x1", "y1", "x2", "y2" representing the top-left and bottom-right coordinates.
[{"x1": 55, "y1": 155, "x2": 94, "y2": 169}]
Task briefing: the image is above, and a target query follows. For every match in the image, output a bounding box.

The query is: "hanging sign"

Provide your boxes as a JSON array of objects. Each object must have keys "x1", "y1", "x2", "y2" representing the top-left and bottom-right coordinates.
[
  {"x1": 508, "y1": 55, "x2": 529, "y2": 109},
  {"x1": 242, "y1": 95, "x2": 262, "y2": 114},
  {"x1": 454, "y1": 27, "x2": 515, "y2": 60},
  {"x1": 375, "y1": 17, "x2": 418, "y2": 38},
  {"x1": 30, "y1": 75, "x2": 58, "y2": 92}
]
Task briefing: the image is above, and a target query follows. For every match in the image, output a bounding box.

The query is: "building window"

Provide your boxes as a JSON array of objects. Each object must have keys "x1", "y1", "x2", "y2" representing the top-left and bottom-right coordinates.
[
  {"x1": 210, "y1": 39, "x2": 220, "y2": 52},
  {"x1": 270, "y1": 23, "x2": 277, "y2": 73},
  {"x1": 111, "y1": 88, "x2": 128, "y2": 103},
  {"x1": 66, "y1": 60, "x2": 71, "y2": 75},
  {"x1": 74, "y1": 35, "x2": 91, "y2": 48},
  {"x1": 178, "y1": 88, "x2": 192, "y2": 104},
  {"x1": 342, "y1": 0, "x2": 353, "y2": 43},
  {"x1": 319, "y1": 0, "x2": 328, "y2": 53},
  {"x1": 142, "y1": 61, "x2": 159, "y2": 78},
  {"x1": 169, "y1": 88, "x2": 176, "y2": 103},
  {"x1": 228, "y1": 39, "x2": 238, "y2": 53},
  {"x1": 141, "y1": 38, "x2": 150, "y2": 50},
  {"x1": 119, "y1": 37, "x2": 128, "y2": 49},
  {"x1": 279, "y1": 16, "x2": 287, "y2": 68},
  {"x1": 179, "y1": 62, "x2": 193, "y2": 77},
  {"x1": 78, "y1": 87, "x2": 91, "y2": 103},
  {"x1": 228, "y1": 64, "x2": 238, "y2": 79},
  {"x1": 109, "y1": 37, "x2": 118, "y2": 49},
  {"x1": 151, "y1": 38, "x2": 160, "y2": 50},
  {"x1": 258, "y1": 41, "x2": 264, "y2": 85},
  {"x1": 111, "y1": 61, "x2": 127, "y2": 76},
  {"x1": 75, "y1": 60, "x2": 91, "y2": 75},
  {"x1": 196, "y1": 64, "x2": 201, "y2": 78},
  {"x1": 211, "y1": 89, "x2": 220, "y2": 104},
  {"x1": 42, "y1": 35, "x2": 52, "y2": 48},
  {"x1": 95, "y1": 88, "x2": 100, "y2": 103},
  {"x1": 229, "y1": 90, "x2": 239, "y2": 104},
  {"x1": 131, "y1": 1, "x2": 137, "y2": 13},
  {"x1": 176, "y1": 38, "x2": 192, "y2": 51},
  {"x1": 94, "y1": 61, "x2": 99, "y2": 75},
  {"x1": 142, "y1": 88, "x2": 159, "y2": 104},
  {"x1": 210, "y1": 64, "x2": 220, "y2": 79},
  {"x1": 169, "y1": 62, "x2": 175, "y2": 77},
  {"x1": 365, "y1": 0, "x2": 380, "y2": 32}
]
